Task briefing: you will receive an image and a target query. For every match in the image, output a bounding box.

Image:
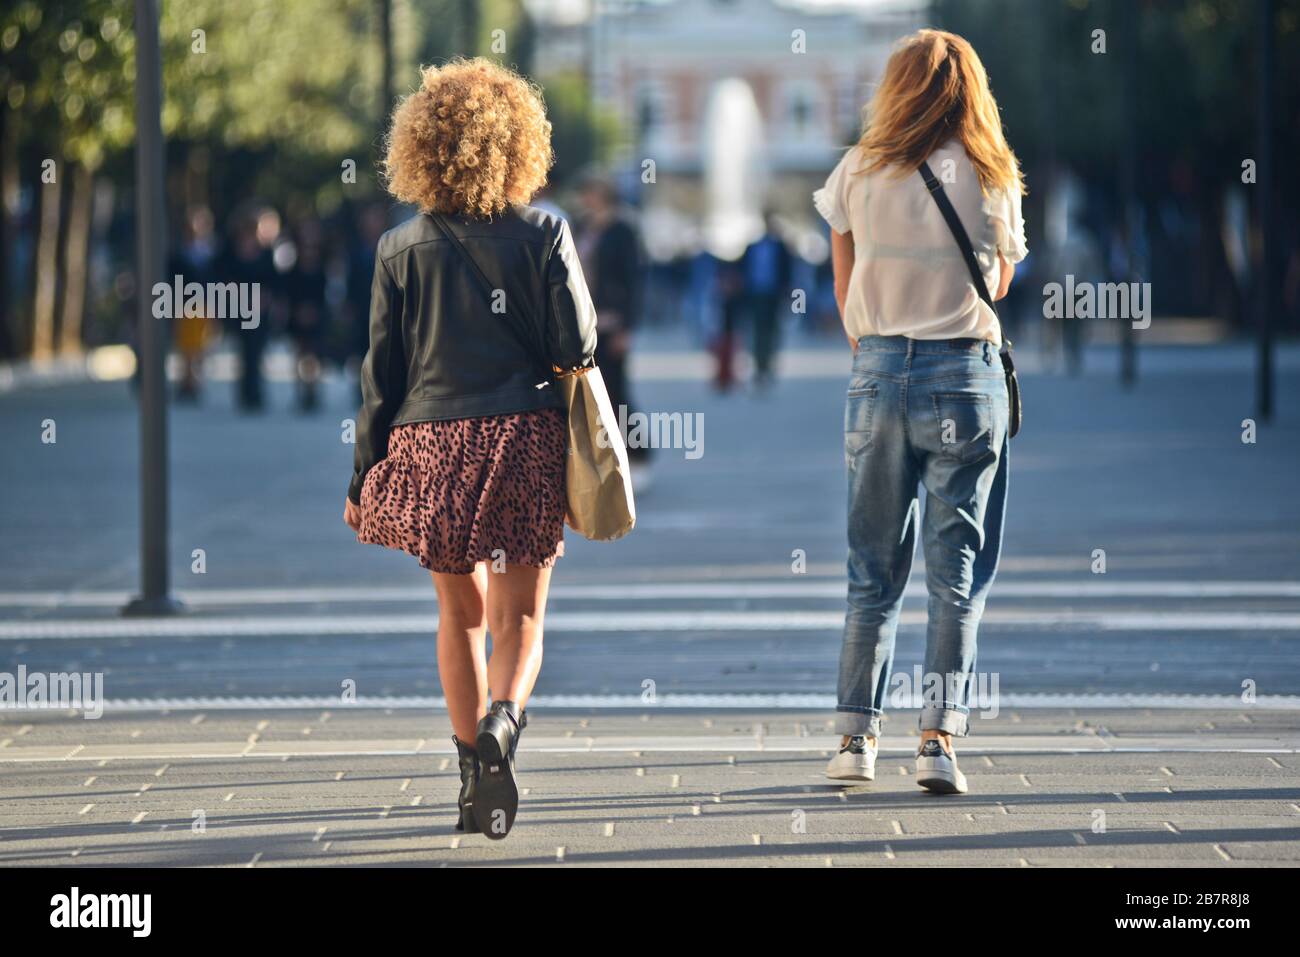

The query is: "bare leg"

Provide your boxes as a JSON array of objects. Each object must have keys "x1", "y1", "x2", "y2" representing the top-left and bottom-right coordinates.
[
  {"x1": 485, "y1": 564, "x2": 552, "y2": 708},
  {"x1": 432, "y1": 565, "x2": 489, "y2": 743}
]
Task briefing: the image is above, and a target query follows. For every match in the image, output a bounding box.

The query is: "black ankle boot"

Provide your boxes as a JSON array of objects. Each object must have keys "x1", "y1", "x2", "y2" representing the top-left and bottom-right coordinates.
[
  {"x1": 472, "y1": 700, "x2": 526, "y2": 839},
  {"x1": 452, "y1": 736, "x2": 480, "y2": 833}
]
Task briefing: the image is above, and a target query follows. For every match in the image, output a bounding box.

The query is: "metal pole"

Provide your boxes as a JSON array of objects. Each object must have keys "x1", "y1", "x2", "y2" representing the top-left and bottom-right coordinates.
[
  {"x1": 1255, "y1": 0, "x2": 1275, "y2": 422},
  {"x1": 123, "y1": 0, "x2": 181, "y2": 617},
  {"x1": 1119, "y1": 0, "x2": 1138, "y2": 388},
  {"x1": 379, "y1": 0, "x2": 392, "y2": 125}
]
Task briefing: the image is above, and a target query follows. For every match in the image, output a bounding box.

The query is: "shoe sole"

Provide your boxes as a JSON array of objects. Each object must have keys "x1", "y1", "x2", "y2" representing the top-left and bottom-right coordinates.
[
  {"x1": 825, "y1": 767, "x2": 875, "y2": 782},
  {"x1": 473, "y1": 719, "x2": 519, "y2": 839},
  {"x1": 916, "y1": 766, "x2": 967, "y2": 794}
]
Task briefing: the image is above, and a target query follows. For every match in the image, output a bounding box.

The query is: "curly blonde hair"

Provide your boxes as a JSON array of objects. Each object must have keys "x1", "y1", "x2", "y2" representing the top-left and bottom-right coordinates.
[{"x1": 382, "y1": 58, "x2": 553, "y2": 219}]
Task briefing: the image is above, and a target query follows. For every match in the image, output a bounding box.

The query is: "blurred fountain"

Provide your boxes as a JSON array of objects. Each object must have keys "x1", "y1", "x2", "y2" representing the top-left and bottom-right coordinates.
[{"x1": 701, "y1": 77, "x2": 767, "y2": 261}]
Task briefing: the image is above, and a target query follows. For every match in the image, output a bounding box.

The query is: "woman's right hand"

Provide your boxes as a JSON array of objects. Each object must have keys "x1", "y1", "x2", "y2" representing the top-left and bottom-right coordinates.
[{"x1": 343, "y1": 497, "x2": 362, "y2": 533}]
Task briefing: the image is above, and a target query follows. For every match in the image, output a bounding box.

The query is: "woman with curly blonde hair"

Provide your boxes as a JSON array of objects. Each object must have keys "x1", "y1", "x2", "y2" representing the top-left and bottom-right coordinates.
[
  {"x1": 343, "y1": 58, "x2": 597, "y2": 839},
  {"x1": 815, "y1": 30, "x2": 1026, "y2": 794}
]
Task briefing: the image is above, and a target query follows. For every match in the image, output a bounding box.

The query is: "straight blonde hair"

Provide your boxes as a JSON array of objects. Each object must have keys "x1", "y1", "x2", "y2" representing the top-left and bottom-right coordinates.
[{"x1": 856, "y1": 29, "x2": 1025, "y2": 197}]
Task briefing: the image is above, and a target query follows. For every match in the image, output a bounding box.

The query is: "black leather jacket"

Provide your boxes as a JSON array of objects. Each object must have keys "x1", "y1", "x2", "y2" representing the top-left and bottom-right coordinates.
[{"x1": 348, "y1": 206, "x2": 598, "y2": 503}]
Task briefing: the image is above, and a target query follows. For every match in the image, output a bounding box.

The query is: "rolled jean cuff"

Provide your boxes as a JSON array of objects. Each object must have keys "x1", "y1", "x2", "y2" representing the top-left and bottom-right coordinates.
[
  {"x1": 835, "y1": 707, "x2": 883, "y2": 738},
  {"x1": 919, "y1": 705, "x2": 969, "y2": 737}
]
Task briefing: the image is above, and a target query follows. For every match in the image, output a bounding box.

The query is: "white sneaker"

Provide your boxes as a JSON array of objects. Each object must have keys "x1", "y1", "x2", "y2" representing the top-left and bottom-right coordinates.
[
  {"x1": 915, "y1": 738, "x2": 968, "y2": 794},
  {"x1": 825, "y1": 735, "x2": 877, "y2": 782}
]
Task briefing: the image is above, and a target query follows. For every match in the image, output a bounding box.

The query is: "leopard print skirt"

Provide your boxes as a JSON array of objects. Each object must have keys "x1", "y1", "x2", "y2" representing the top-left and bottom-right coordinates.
[{"x1": 358, "y1": 408, "x2": 567, "y2": 574}]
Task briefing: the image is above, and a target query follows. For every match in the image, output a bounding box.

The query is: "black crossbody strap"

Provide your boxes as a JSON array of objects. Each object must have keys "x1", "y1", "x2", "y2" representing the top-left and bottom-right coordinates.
[
  {"x1": 918, "y1": 160, "x2": 999, "y2": 319},
  {"x1": 428, "y1": 213, "x2": 548, "y2": 376},
  {"x1": 919, "y1": 160, "x2": 1021, "y2": 437}
]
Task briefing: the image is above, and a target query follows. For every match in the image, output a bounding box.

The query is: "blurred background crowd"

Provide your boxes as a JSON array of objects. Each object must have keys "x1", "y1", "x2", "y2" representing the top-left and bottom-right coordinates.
[{"x1": 1, "y1": 0, "x2": 1298, "y2": 407}]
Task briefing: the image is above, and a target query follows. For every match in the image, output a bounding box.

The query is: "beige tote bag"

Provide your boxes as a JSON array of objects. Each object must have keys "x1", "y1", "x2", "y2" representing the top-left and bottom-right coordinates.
[{"x1": 556, "y1": 366, "x2": 636, "y2": 541}]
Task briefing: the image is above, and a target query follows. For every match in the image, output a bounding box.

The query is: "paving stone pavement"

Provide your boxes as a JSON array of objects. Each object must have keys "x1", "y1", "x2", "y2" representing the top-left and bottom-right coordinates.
[
  {"x1": 2, "y1": 707, "x2": 1298, "y2": 867},
  {"x1": 3, "y1": 342, "x2": 1299, "y2": 870}
]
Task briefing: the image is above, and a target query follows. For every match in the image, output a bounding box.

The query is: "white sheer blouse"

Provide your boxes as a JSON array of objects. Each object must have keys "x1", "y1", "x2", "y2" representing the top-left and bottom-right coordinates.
[{"x1": 814, "y1": 140, "x2": 1027, "y2": 346}]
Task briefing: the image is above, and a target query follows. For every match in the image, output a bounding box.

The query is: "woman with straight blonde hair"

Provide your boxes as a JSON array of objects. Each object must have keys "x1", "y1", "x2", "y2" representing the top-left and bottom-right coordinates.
[{"x1": 814, "y1": 29, "x2": 1026, "y2": 793}]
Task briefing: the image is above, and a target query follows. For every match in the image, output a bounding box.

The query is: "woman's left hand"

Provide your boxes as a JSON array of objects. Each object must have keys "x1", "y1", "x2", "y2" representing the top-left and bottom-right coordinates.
[{"x1": 343, "y1": 498, "x2": 362, "y2": 533}]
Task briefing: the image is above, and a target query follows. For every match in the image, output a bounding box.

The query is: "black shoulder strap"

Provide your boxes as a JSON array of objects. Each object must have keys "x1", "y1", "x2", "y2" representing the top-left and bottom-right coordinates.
[
  {"x1": 428, "y1": 213, "x2": 547, "y2": 375},
  {"x1": 918, "y1": 160, "x2": 999, "y2": 319},
  {"x1": 919, "y1": 161, "x2": 1020, "y2": 437}
]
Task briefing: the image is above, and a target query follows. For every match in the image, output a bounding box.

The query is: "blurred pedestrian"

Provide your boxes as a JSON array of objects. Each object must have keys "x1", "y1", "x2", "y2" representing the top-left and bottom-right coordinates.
[
  {"x1": 344, "y1": 59, "x2": 597, "y2": 841},
  {"x1": 216, "y1": 210, "x2": 276, "y2": 413},
  {"x1": 685, "y1": 247, "x2": 720, "y2": 346},
  {"x1": 529, "y1": 185, "x2": 570, "y2": 224},
  {"x1": 1041, "y1": 175, "x2": 1102, "y2": 375},
  {"x1": 1284, "y1": 235, "x2": 1300, "y2": 330},
  {"x1": 171, "y1": 206, "x2": 218, "y2": 402},
  {"x1": 740, "y1": 211, "x2": 794, "y2": 390},
  {"x1": 286, "y1": 218, "x2": 328, "y2": 412},
  {"x1": 345, "y1": 204, "x2": 389, "y2": 404},
  {"x1": 814, "y1": 29, "x2": 1026, "y2": 795},
  {"x1": 574, "y1": 175, "x2": 651, "y2": 466},
  {"x1": 712, "y1": 256, "x2": 745, "y2": 392}
]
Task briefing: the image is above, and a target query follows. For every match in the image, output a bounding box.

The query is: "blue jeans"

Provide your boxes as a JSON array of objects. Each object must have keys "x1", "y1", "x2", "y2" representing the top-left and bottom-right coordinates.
[{"x1": 835, "y1": 335, "x2": 1009, "y2": 738}]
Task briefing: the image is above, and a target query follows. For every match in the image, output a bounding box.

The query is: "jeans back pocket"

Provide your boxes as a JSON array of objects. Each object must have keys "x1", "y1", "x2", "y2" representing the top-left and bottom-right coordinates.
[
  {"x1": 845, "y1": 384, "x2": 877, "y2": 457},
  {"x1": 932, "y1": 391, "x2": 994, "y2": 463}
]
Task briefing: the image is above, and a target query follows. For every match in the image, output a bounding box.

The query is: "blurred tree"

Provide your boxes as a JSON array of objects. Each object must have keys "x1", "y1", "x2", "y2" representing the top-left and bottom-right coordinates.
[
  {"x1": 544, "y1": 72, "x2": 621, "y2": 191},
  {"x1": 1, "y1": 0, "x2": 420, "y2": 356},
  {"x1": 0, "y1": 0, "x2": 628, "y2": 358},
  {"x1": 158, "y1": 0, "x2": 401, "y2": 212},
  {"x1": 934, "y1": 0, "x2": 1300, "y2": 327},
  {"x1": 1, "y1": 1, "x2": 135, "y2": 357}
]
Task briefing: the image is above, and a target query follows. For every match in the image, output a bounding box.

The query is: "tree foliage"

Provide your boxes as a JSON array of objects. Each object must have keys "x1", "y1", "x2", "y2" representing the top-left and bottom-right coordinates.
[
  {"x1": 935, "y1": 0, "x2": 1300, "y2": 204},
  {"x1": 2, "y1": 0, "x2": 137, "y2": 171}
]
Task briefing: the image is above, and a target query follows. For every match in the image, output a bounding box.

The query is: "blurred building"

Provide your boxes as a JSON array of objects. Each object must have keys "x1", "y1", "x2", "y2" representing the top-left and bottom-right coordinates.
[{"x1": 530, "y1": 0, "x2": 925, "y2": 258}]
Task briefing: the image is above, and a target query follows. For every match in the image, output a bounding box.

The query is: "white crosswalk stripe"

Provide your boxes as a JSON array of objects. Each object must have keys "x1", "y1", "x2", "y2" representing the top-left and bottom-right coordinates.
[
  {"x1": 2, "y1": 608, "x2": 1299, "y2": 640},
  {"x1": 1, "y1": 579, "x2": 1298, "y2": 607},
  {"x1": 1, "y1": 691, "x2": 1296, "y2": 712}
]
